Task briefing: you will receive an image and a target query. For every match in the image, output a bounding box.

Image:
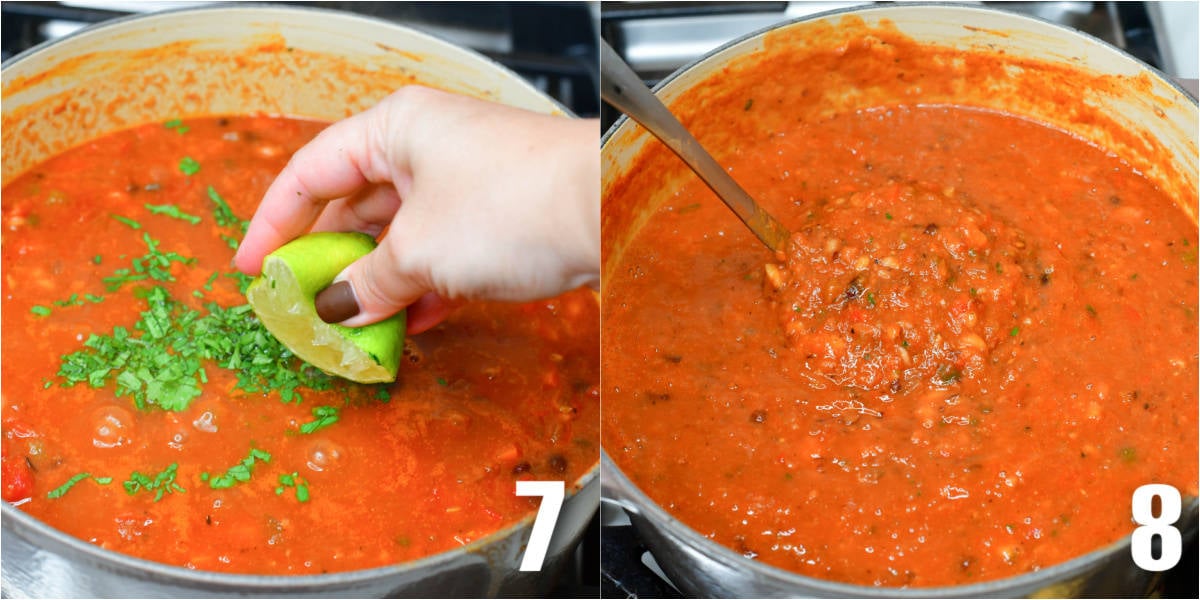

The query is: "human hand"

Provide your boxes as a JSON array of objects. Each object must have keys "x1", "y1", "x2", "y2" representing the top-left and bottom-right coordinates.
[{"x1": 233, "y1": 86, "x2": 599, "y2": 334}]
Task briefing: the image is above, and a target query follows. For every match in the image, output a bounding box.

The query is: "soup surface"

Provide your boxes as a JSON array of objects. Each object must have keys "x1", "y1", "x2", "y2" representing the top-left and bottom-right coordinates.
[
  {"x1": 603, "y1": 103, "x2": 1197, "y2": 586},
  {"x1": 1, "y1": 116, "x2": 599, "y2": 574}
]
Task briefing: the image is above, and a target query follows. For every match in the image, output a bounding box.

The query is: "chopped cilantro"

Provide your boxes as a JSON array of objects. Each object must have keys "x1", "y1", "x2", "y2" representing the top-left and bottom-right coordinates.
[
  {"x1": 92, "y1": 255, "x2": 103, "y2": 265},
  {"x1": 179, "y1": 157, "x2": 201, "y2": 176},
  {"x1": 53, "y1": 293, "x2": 83, "y2": 308},
  {"x1": 60, "y1": 282, "x2": 340, "y2": 412},
  {"x1": 207, "y1": 186, "x2": 247, "y2": 232},
  {"x1": 111, "y1": 214, "x2": 142, "y2": 230},
  {"x1": 145, "y1": 203, "x2": 202, "y2": 225},
  {"x1": 102, "y1": 233, "x2": 194, "y2": 292},
  {"x1": 299, "y1": 406, "x2": 339, "y2": 434},
  {"x1": 124, "y1": 463, "x2": 184, "y2": 501},
  {"x1": 203, "y1": 448, "x2": 271, "y2": 489},
  {"x1": 46, "y1": 472, "x2": 91, "y2": 499},
  {"x1": 164, "y1": 119, "x2": 190, "y2": 135},
  {"x1": 275, "y1": 472, "x2": 311, "y2": 503},
  {"x1": 1010, "y1": 326, "x2": 1020, "y2": 337},
  {"x1": 30, "y1": 305, "x2": 51, "y2": 317}
]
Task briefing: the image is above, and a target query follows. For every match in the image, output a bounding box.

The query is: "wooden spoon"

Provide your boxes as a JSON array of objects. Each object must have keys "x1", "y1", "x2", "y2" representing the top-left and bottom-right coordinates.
[{"x1": 600, "y1": 40, "x2": 791, "y2": 252}]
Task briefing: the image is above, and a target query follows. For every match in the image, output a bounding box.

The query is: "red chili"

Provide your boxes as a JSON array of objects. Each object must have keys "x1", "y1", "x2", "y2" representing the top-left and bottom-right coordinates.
[{"x1": 2, "y1": 456, "x2": 33, "y2": 503}]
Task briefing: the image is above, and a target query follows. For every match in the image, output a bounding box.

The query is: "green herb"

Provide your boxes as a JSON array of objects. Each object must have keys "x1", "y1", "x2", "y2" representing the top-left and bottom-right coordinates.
[
  {"x1": 179, "y1": 157, "x2": 201, "y2": 176},
  {"x1": 111, "y1": 215, "x2": 142, "y2": 230},
  {"x1": 60, "y1": 284, "x2": 334, "y2": 411},
  {"x1": 994, "y1": 262, "x2": 1004, "y2": 274},
  {"x1": 92, "y1": 255, "x2": 103, "y2": 265},
  {"x1": 124, "y1": 463, "x2": 184, "y2": 501},
  {"x1": 163, "y1": 119, "x2": 190, "y2": 135},
  {"x1": 46, "y1": 472, "x2": 92, "y2": 499},
  {"x1": 884, "y1": 213, "x2": 893, "y2": 220},
  {"x1": 299, "y1": 406, "x2": 339, "y2": 434},
  {"x1": 85, "y1": 293, "x2": 104, "y2": 303},
  {"x1": 375, "y1": 387, "x2": 392, "y2": 402},
  {"x1": 53, "y1": 294, "x2": 83, "y2": 308},
  {"x1": 202, "y1": 272, "x2": 219, "y2": 291},
  {"x1": 30, "y1": 305, "x2": 51, "y2": 317},
  {"x1": 100, "y1": 269, "x2": 148, "y2": 291},
  {"x1": 207, "y1": 186, "x2": 247, "y2": 232},
  {"x1": 1009, "y1": 326, "x2": 1020, "y2": 337},
  {"x1": 102, "y1": 233, "x2": 194, "y2": 292},
  {"x1": 743, "y1": 98, "x2": 754, "y2": 111},
  {"x1": 93, "y1": 476, "x2": 113, "y2": 485},
  {"x1": 59, "y1": 287, "x2": 200, "y2": 410},
  {"x1": 222, "y1": 271, "x2": 255, "y2": 295},
  {"x1": 866, "y1": 291, "x2": 877, "y2": 307},
  {"x1": 145, "y1": 203, "x2": 202, "y2": 225},
  {"x1": 1085, "y1": 305, "x2": 1097, "y2": 317},
  {"x1": 275, "y1": 471, "x2": 311, "y2": 502},
  {"x1": 203, "y1": 448, "x2": 271, "y2": 489},
  {"x1": 436, "y1": 377, "x2": 448, "y2": 386}
]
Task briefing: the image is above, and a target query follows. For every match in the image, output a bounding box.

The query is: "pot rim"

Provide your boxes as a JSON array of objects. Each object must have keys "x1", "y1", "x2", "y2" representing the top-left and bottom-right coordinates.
[
  {"x1": 603, "y1": 450, "x2": 1199, "y2": 597},
  {"x1": 1, "y1": 2, "x2": 597, "y2": 589},
  {"x1": 601, "y1": 1, "x2": 1197, "y2": 144},
  {"x1": 600, "y1": 2, "x2": 1197, "y2": 596},
  {"x1": 1, "y1": 2, "x2": 574, "y2": 119}
]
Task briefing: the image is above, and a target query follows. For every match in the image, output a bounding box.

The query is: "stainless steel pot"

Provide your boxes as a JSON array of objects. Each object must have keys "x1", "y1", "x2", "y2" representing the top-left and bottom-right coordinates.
[
  {"x1": 1, "y1": 6, "x2": 598, "y2": 597},
  {"x1": 600, "y1": 4, "x2": 1198, "y2": 597}
]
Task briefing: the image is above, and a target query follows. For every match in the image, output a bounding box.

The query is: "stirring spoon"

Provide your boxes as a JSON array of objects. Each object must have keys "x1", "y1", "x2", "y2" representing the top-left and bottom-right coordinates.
[{"x1": 600, "y1": 40, "x2": 791, "y2": 253}]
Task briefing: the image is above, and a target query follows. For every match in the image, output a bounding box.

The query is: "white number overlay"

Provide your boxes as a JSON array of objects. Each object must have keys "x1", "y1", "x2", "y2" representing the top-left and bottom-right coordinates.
[
  {"x1": 1130, "y1": 483, "x2": 1182, "y2": 572},
  {"x1": 516, "y1": 480, "x2": 565, "y2": 571}
]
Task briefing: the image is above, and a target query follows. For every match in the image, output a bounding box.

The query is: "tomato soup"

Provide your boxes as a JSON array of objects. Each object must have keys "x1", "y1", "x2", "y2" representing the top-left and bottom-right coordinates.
[
  {"x1": 2, "y1": 116, "x2": 599, "y2": 574},
  {"x1": 602, "y1": 56, "x2": 1197, "y2": 592}
]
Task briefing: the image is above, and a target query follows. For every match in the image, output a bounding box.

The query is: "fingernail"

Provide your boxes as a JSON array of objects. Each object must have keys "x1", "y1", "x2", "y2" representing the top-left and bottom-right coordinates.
[{"x1": 315, "y1": 280, "x2": 360, "y2": 323}]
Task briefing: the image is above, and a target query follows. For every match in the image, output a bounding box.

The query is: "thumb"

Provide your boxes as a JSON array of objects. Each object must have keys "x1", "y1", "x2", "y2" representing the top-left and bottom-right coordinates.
[{"x1": 313, "y1": 241, "x2": 425, "y2": 328}]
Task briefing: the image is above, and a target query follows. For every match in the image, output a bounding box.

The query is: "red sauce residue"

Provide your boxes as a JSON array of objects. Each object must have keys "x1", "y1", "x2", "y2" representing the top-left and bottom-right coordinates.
[
  {"x1": 1, "y1": 116, "x2": 599, "y2": 574},
  {"x1": 602, "y1": 19, "x2": 1197, "y2": 589}
]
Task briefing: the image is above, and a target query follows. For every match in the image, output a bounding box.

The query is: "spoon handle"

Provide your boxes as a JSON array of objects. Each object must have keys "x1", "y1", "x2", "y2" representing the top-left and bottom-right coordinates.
[{"x1": 600, "y1": 41, "x2": 791, "y2": 253}]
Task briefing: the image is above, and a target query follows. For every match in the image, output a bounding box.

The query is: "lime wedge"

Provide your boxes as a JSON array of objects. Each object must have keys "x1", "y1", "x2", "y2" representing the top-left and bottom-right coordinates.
[{"x1": 246, "y1": 232, "x2": 404, "y2": 383}]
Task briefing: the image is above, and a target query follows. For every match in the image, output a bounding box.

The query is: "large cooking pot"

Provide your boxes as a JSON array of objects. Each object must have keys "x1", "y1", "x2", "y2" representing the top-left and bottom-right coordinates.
[
  {"x1": 600, "y1": 4, "x2": 1197, "y2": 598},
  {"x1": 1, "y1": 6, "x2": 597, "y2": 597}
]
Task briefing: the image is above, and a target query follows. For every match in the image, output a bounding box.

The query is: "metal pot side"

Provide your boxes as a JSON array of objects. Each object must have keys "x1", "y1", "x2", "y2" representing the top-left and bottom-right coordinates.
[
  {"x1": 600, "y1": 4, "x2": 1198, "y2": 598},
  {"x1": 1, "y1": 5, "x2": 598, "y2": 598}
]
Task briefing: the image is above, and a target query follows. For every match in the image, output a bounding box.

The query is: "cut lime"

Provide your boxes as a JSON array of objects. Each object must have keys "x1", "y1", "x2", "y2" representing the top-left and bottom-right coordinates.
[{"x1": 246, "y1": 232, "x2": 404, "y2": 383}]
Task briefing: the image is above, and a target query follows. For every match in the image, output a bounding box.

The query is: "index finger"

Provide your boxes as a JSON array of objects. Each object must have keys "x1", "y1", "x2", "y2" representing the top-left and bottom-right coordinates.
[{"x1": 233, "y1": 106, "x2": 389, "y2": 275}]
